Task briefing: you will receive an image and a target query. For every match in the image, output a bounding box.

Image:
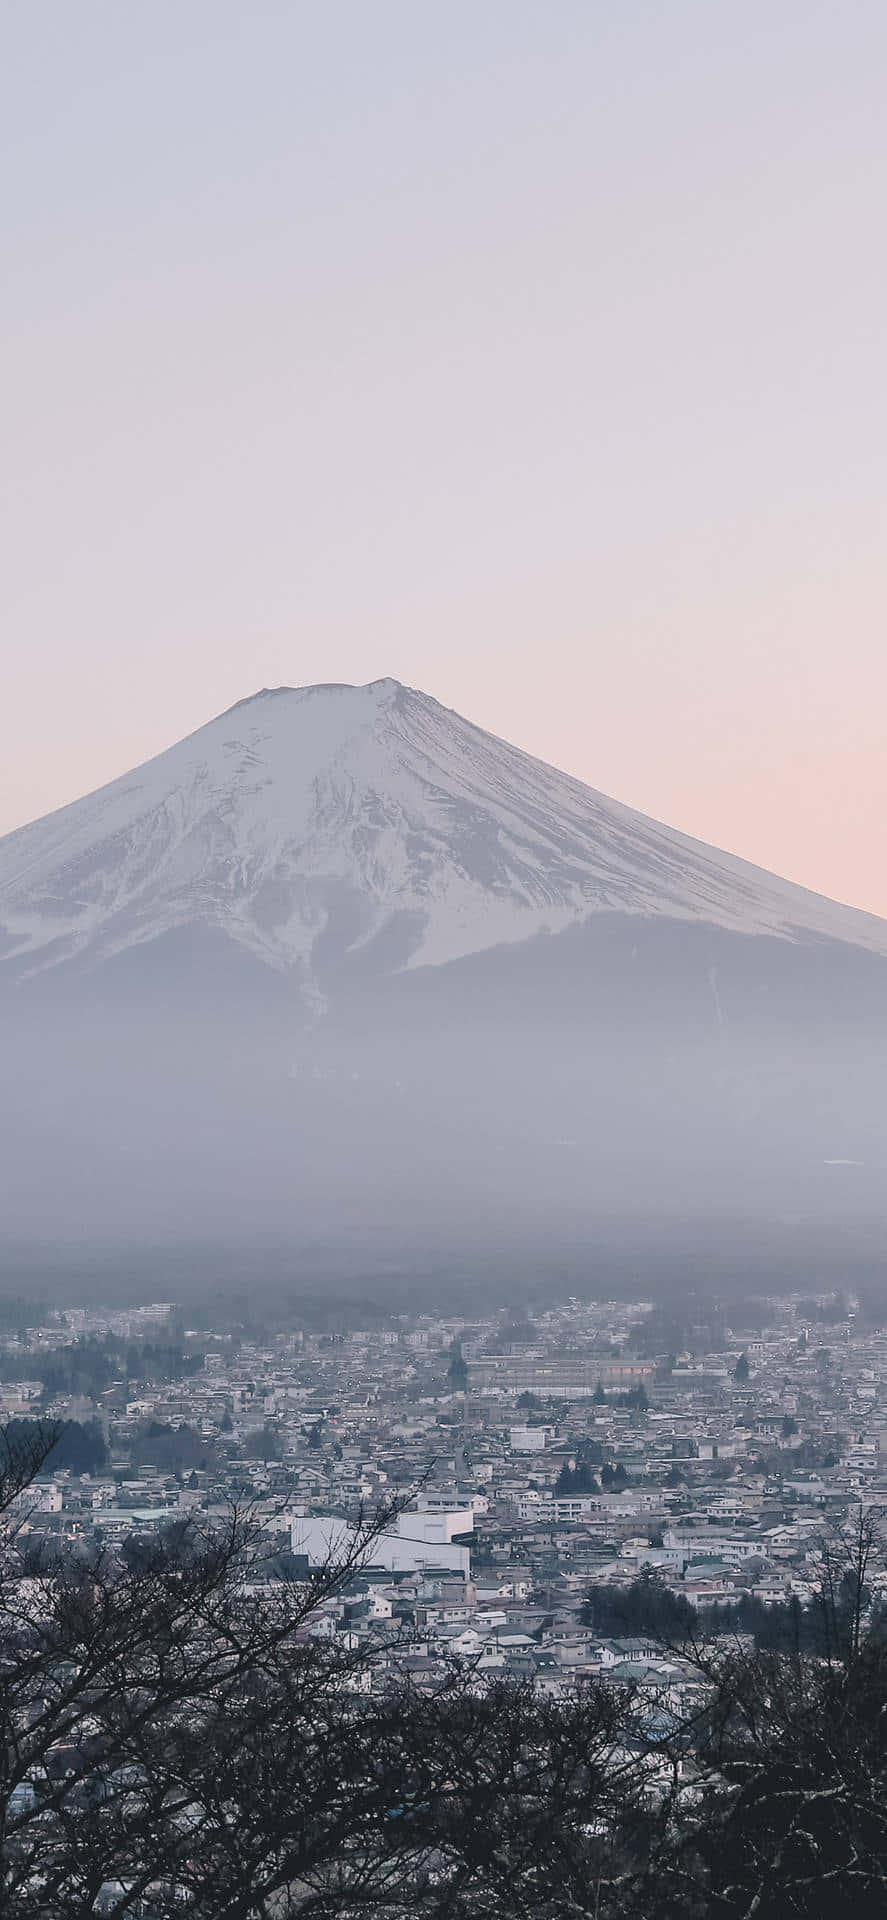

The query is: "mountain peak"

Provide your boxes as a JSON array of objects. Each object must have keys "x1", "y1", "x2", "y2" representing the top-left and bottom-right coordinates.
[
  {"x1": 1, "y1": 680, "x2": 885, "y2": 986},
  {"x1": 219, "y1": 674, "x2": 406, "y2": 719}
]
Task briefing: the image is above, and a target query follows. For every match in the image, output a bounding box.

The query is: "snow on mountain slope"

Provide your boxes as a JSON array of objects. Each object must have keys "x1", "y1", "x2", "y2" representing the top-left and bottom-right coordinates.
[{"x1": 1, "y1": 676, "x2": 885, "y2": 985}]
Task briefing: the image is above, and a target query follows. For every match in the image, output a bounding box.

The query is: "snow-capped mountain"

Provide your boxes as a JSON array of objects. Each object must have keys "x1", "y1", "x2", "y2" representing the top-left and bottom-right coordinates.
[
  {"x1": 3, "y1": 679, "x2": 887, "y2": 1256},
  {"x1": 1, "y1": 677, "x2": 885, "y2": 987}
]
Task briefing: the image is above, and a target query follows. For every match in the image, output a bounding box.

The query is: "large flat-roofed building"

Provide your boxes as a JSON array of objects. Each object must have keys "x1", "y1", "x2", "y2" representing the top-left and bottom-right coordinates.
[
  {"x1": 467, "y1": 1358, "x2": 656, "y2": 1399},
  {"x1": 291, "y1": 1507, "x2": 473, "y2": 1576}
]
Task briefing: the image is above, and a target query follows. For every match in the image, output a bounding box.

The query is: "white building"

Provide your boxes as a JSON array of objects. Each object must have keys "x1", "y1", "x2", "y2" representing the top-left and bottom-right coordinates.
[
  {"x1": 663, "y1": 1529, "x2": 762, "y2": 1570},
  {"x1": 291, "y1": 1507, "x2": 473, "y2": 1576},
  {"x1": 509, "y1": 1425, "x2": 553, "y2": 1453}
]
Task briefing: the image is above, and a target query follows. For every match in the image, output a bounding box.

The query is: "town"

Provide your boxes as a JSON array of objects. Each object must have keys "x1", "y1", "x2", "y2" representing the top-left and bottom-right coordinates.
[{"x1": 2, "y1": 1284, "x2": 883, "y2": 1699}]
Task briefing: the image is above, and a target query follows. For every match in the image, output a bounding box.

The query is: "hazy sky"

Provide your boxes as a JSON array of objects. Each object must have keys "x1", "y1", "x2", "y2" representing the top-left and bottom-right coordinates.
[{"x1": 3, "y1": 2, "x2": 886, "y2": 914}]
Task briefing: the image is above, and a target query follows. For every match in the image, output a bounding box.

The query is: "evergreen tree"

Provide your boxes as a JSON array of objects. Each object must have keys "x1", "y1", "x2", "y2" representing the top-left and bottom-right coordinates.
[{"x1": 446, "y1": 1342, "x2": 468, "y2": 1391}]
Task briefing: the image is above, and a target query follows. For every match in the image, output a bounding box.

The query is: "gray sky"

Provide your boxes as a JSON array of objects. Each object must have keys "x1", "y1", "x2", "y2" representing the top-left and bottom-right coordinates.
[{"x1": 3, "y1": 1, "x2": 886, "y2": 914}]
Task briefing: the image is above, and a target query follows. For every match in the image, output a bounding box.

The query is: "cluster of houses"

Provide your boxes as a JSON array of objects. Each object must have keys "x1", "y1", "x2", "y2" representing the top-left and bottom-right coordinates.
[{"x1": 2, "y1": 1287, "x2": 886, "y2": 1699}]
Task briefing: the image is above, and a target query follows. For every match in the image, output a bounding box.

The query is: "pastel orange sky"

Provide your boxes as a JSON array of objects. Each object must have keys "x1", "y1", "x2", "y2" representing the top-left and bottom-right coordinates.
[{"x1": 3, "y1": 3, "x2": 886, "y2": 917}]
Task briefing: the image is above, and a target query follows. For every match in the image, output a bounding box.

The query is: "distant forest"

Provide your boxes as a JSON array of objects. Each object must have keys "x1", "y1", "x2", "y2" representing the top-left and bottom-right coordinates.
[{"x1": 1, "y1": 1231, "x2": 885, "y2": 1339}]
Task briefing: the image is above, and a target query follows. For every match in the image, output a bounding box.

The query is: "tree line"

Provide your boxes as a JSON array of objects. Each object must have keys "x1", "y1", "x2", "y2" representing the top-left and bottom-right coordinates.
[{"x1": 583, "y1": 1563, "x2": 887, "y2": 1657}]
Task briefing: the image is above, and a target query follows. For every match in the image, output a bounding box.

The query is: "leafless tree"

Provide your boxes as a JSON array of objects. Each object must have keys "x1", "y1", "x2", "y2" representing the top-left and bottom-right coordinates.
[
  {"x1": 647, "y1": 1508, "x2": 887, "y2": 1919},
  {"x1": 0, "y1": 1420, "x2": 62, "y2": 1523},
  {"x1": 0, "y1": 1434, "x2": 416, "y2": 1917}
]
